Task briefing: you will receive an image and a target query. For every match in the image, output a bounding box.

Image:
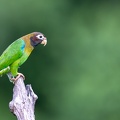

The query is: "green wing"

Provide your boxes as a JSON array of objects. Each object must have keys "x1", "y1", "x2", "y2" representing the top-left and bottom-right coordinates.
[{"x1": 0, "y1": 39, "x2": 25, "y2": 70}]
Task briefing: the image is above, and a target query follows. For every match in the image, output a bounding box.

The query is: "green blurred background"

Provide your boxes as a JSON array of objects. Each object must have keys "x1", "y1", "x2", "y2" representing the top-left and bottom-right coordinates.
[{"x1": 0, "y1": 0, "x2": 120, "y2": 120}]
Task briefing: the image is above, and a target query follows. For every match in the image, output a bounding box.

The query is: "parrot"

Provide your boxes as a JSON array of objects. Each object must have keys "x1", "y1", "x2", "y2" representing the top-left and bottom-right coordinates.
[{"x1": 0, "y1": 32, "x2": 47, "y2": 82}]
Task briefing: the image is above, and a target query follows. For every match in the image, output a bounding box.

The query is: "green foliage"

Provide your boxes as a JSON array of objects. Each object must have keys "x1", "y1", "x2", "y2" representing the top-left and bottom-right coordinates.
[{"x1": 0, "y1": 0, "x2": 120, "y2": 120}]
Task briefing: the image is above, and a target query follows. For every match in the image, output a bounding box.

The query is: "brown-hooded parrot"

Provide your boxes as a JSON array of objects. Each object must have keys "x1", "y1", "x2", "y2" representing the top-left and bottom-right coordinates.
[{"x1": 0, "y1": 32, "x2": 47, "y2": 82}]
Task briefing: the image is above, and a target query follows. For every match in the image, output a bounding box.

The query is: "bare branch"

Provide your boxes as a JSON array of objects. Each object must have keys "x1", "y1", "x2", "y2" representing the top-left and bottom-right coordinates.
[{"x1": 9, "y1": 77, "x2": 38, "y2": 120}]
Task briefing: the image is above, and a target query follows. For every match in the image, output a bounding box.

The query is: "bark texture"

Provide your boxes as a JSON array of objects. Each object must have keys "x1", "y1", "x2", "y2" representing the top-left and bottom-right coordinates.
[{"x1": 9, "y1": 77, "x2": 38, "y2": 120}]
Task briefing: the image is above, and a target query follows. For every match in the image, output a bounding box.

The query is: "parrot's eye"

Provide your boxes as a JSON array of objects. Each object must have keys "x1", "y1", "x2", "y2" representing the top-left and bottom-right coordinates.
[{"x1": 36, "y1": 34, "x2": 44, "y2": 39}]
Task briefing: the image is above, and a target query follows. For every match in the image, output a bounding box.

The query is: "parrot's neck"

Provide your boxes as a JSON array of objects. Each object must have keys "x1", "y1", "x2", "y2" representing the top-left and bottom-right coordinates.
[
  {"x1": 22, "y1": 35, "x2": 34, "y2": 56},
  {"x1": 25, "y1": 41, "x2": 34, "y2": 56},
  {"x1": 30, "y1": 38, "x2": 39, "y2": 47}
]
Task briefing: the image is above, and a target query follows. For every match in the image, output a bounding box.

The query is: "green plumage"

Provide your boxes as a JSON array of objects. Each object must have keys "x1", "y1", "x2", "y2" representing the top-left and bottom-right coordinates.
[
  {"x1": 0, "y1": 39, "x2": 25, "y2": 69},
  {"x1": 0, "y1": 39, "x2": 26, "y2": 76},
  {"x1": 0, "y1": 32, "x2": 47, "y2": 81}
]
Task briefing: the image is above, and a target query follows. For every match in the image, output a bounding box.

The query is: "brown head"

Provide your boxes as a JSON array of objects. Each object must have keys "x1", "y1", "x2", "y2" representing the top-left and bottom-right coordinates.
[{"x1": 30, "y1": 32, "x2": 47, "y2": 47}]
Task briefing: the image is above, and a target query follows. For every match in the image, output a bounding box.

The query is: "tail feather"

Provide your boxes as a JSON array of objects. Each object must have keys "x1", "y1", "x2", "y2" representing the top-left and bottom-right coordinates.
[{"x1": 0, "y1": 66, "x2": 10, "y2": 76}]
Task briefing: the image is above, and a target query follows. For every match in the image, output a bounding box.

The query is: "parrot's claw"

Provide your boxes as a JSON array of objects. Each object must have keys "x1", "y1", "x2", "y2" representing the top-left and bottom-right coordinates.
[{"x1": 11, "y1": 73, "x2": 25, "y2": 83}]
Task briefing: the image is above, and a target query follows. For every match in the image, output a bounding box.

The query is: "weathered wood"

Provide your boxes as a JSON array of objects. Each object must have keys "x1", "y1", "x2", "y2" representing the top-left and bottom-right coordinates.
[{"x1": 9, "y1": 77, "x2": 38, "y2": 120}]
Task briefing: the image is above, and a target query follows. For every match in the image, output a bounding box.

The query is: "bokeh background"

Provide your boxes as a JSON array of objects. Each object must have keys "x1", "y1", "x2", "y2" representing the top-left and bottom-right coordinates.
[{"x1": 0, "y1": 0, "x2": 120, "y2": 120}]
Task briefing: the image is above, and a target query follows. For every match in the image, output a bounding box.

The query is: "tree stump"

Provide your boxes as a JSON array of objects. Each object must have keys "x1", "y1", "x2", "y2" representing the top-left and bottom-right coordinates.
[{"x1": 9, "y1": 77, "x2": 38, "y2": 120}]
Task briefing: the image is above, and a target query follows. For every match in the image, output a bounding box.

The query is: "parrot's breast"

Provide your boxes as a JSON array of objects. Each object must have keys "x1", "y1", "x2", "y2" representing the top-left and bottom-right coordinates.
[
  {"x1": 18, "y1": 52, "x2": 29, "y2": 66},
  {"x1": 22, "y1": 35, "x2": 34, "y2": 56},
  {"x1": 17, "y1": 38, "x2": 34, "y2": 66}
]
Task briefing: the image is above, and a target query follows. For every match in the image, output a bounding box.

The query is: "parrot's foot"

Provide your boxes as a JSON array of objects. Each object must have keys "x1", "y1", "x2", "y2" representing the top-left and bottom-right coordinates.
[{"x1": 11, "y1": 73, "x2": 25, "y2": 83}]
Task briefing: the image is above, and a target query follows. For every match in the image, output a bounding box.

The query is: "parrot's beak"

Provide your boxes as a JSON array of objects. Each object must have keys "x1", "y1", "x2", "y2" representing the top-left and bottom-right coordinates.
[{"x1": 41, "y1": 38, "x2": 47, "y2": 46}]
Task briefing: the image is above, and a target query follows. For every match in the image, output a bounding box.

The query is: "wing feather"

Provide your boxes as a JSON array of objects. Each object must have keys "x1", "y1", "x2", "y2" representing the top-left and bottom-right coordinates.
[{"x1": 0, "y1": 39, "x2": 25, "y2": 70}]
